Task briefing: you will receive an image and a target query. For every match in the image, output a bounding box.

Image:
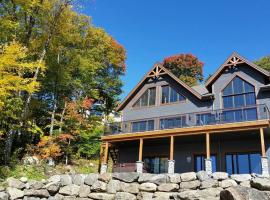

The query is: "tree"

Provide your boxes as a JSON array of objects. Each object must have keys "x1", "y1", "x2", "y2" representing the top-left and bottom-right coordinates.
[
  {"x1": 163, "y1": 54, "x2": 204, "y2": 86},
  {"x1": 255, "y1": 56, "x2": 270, "y2": 71}
]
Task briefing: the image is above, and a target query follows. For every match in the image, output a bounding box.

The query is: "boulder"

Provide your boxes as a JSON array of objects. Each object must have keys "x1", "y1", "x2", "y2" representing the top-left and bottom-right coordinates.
[
  {"x1": 212, "y1": 172, "x2": 228, "y2": 180},
  {"x1": 48, "y1": 175, "x2": 61, "y2": 183},
  {"x1": 220, "y1": 186, "x2": 270, "y2": 200},
  {"x1": 20, "y1": 177, "x2": 28, "y2": 183},
  {"x1": 178, "y1": 187, "x2": 222, "y2": 200},
  {"x1": 7, "y1": 177, "x2": 25, "y2": 189},
  {"x1": 23, "y1": 197, "x2": 40, "y2": 200},
  {"x1": 112, "y1": 172, "x2": 139, "y2": 183},
  {"x1": 107, "y1": 180, "x2": 121, "y2": 194},
  {"x1": 98, "y1": 173, "x2": 112, "y2": 183},
  {"x1": 138, "y1": 174, "x2": 168, "y2": 185},
  {"x1": 137, "y1": 192, "x2": 153, "y2": 200},
  {"x1": 167, "y1": 174, "x2": 181, "y2": 183},
  {"x1": 157, "y1": 183, "x2": 179, "y2": 192},
  {"x1": 139, "y1": 183, "x2": 157, "y2": 192},
  {"x1": 219, "y1": 179, "x2": 237, "y2": 188},
  {"x1": 84, "y1": 174, "x2": 99, "y2": 186},
  {"x1": 180, "y1": 180, "x2": 200, "y2": 189},
  {"x1": 153, "y1": 192, "x2": 178, "y2": 200},
  {"x1": 22, "y1": 156, "x2": 39, "y2": 165},
  {"x1": 230, "y1": 174, "x2": 251, "y2": 183},
  {"x1": 251, "y1": 178, "x2": 270, "y2": 191},
  {"x1": 240, "y1": 181, "x2": 251, "y2": 187},
  {"x1": 6, "y1": 187, "x2": 24, "y2": 200},
  {"x1": 24, "y1": 189, "x2": 50, "y2": 198},
  {"x1": 73, "y1": 174, "x2": 85, "y2": 186},
  {"x1": 28, "y1": 181, "x2": 44, "y2": 190},
  {"x1": 78, "y1": 184, "x2": 91, "y2": 198},
  {"x1": 180, "y1": 172, "x2": 197, "y2": 182},
  {"x1": 45, "y1": 182, "x2": 60, "y2": 194},
  {"x1": 59, "y1": 184, "x2": 80, "y2": 196},
  {"x1": 88, "y1": 193, "x2": 115, "y2": 200},
  {"x1": 0, "y1": 187, "x2": 4, "y2": 192},
  {"x1": 200, "y1": 179, "x2": 218, "y2": 189},
  {"x1": 120, "y1": 182, "x2": 139, "y2": 194},
  {"x1": 0, "y1": 192, "x2": 8, "y2": 200},
  {"x1": 115, "y1": 192, "x2": 136, "y2": 200},
  {"x1": 91, "y1": 180, "x2": 107, "y2": 192},
  {"x1": 60, "y1": 175, "x2": 72, "y2": 186},
  {"x1": 197, "y1": 171, "x2": 209, "y2": 181},
  {"x1": 54, "y1": 193, "x2": 64, "y2": 200}
]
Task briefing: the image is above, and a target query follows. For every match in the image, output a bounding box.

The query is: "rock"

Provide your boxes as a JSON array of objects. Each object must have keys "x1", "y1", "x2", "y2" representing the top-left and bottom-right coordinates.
[
  {"x1": 137, "y1": 192, "x2": 153, "y2": 200},
  {"x1": 251, "y1": 177, "x2": 270, "y2": 191},
  {"x1": 139, "y1": 183, "x2": 157, "y2": 192},
  {"x1": 115, "y1": 192, "x2": 136, "y2": 200},
  {"x1": 107, "y1": 180, "x2": 121, "y2": 194},
  {"x1": 84, "y1": 174, "x2": 99, "y2": 186},
  {"x1": 0, "y1": 192, "x2": 8, "y2": 200},
  {"x1": 138, "y1": 174, "x2": 168, "y2": 185},
  {"x1": 73, "y1": 174, "x2": 85, "y2": 186},
  {"x1": 220, "y1": 186, "x2": 270, "y2": 200},
  {"x1": 178, "y1": 187, "x2": 222, "y2": 200},
  {"x1": 91, "y1": 180, "x2": 107, "y2": 192},
  {"x1": 240, "y1": 181, "x2": 251, "y2": 187},
  {"x1": 60, "y1": 175, "x2": 72, "y2": 186},
  {"x1": 45, "y1": 182, "x2": 60, "y2": 194},
  {"x1": 180, "y1": 180, "x2": 200, "y2": 189},
  {"x1": 28, "y1": 181, "x2": 44, "y2": 190},
  {"x1": 200, "y1": 179, "x2": 218, "y2": 189},
  {"x1": 20, "y1": 177, "x2": 28, "y2": 183},
  {"x1": 180, "y1": 172, "x2": 197, "y2": 182},
  {"x1": 157, "y1": 183, "x2": 179, "y2": 192},
  {"x1": 0, "y1": 187, "x2": 4, "y2": 192},
  {"x1": 54, "y1": 193, "x2": 64, "y2": 200},
  {"x1": 212, "y1": 172, "x2": 228, "y2": 180},
  {"x1": 24, "y1": 189, "x2": 50, "y2": 198},
  {"x1": 167, "y1": 174, "x2": 181, "y2": 183},
  {"x1": 197, "y1": 171, "x2": 209, "y2": 181},
  {"x1": 7, "y1": 177, "x2": 25, "y2": 189},
  {"x1": 88, "y1": 193, "x2": 115, "y2": 200},
  {"x1": 22, "y1": 156, "x2": 39, "y2": 165},
  {"x1": 153, "y1": 192, "x2": 178, "y2": 200},
  {"x1": 219, "y1": 179, "x2": 237, "y2": 188},
  {"x1": 78, "y1": 184, "x2": 91, "y2": 198},
  {"x1": 59, "y1": 184, "x2": 80, "y2": 196},
  {"x1": 48, "y1": 175, "x2": 61, "y2": 183},
  {"x1": 98, "y1": 173, "x2": 112, "y2": 183},
  {"x1": 112, "y1": 172, "x2": 139, "y2": 183},
  {"x1": 23, "y1": 197, "x2": 40, "y2": 200},
  {"x1": 230, "y1": 174, "x2": 251, "y2": 183},
  {"x1": 120, "y1": 182, "x2": 139, "y2": 194},
  {"x1": 6, "y1": 187, "x2": 24, "y2": 200}
]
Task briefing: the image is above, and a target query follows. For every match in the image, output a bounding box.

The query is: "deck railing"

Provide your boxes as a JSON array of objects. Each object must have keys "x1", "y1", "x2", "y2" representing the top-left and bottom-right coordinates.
[{"x1": 104, "y1": 104, "x2": 270, "y2": 135}]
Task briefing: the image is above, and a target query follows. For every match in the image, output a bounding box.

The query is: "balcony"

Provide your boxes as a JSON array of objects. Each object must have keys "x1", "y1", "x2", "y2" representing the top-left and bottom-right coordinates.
[{"x1": 104, "y1": 104, "x2": 270, "y2": 136}]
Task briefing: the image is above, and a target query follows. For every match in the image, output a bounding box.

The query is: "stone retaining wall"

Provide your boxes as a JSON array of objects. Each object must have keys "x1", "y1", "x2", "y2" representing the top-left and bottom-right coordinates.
[{"x1": 1, "y1": 172, "x2": 270, "y2": 200}]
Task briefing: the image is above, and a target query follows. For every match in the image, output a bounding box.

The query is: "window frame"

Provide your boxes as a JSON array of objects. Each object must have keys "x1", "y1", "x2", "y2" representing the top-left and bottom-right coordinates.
[
  {"x1": 161, "y1": 85, "x2": 186, "y2": 105},
  {"x1": 159, "y1": 115, "x2": 187, "y2": 129},
  {"x1": 132, "y1": 87, "x2": 156, "y2": 108},
  {"x1": 131, "y1": 119, "x2": 155, "y2": 132}
]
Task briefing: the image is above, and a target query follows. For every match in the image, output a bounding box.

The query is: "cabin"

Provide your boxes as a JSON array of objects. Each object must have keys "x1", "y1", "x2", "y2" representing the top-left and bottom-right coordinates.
[{"x1": 100, "y1": 53, "x2": 270, "y2": 176}]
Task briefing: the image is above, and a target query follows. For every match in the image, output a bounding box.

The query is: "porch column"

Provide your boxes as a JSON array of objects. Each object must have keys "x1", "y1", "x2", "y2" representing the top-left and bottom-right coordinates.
[
  {"x1": 100, "y1": 142, "x2": 109, "y2": 174},
  {"x1": 260, "y1": 128, "x2": 269, "y2": 176},
  {"x1": 205, "y1": 132, "x2": 212, "y2": 174},
  {"x1": 136, "y1": 138, "x2": 144, "y2": 173},
  {"x1": 168, "y1": 135, "x2": 175, "y2": 174}
]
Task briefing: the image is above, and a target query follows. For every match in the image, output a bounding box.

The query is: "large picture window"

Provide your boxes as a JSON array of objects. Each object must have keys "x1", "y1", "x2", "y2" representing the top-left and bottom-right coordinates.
[
  {"x1": 226, "y1": 153, "x2": 261, "y2": 174},
  {"x1": 160, "y1": 116, "x2": 186, "y2": 129},
  {"x1": 133, "y1": 87, "x2": 156, "y2": 108},
  {"x1": 161, "y1": 85, "x2": 185, "y2": 104},
  {"x1": 131, "y1": 120, "x2": 154, "y2": 132},
  {"x1": 144, "y1": 157, "x2": 168, "y2": 174}
]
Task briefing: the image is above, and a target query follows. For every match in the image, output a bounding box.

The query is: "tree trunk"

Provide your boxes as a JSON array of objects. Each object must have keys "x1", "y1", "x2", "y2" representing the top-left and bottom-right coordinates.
[
  {"x1": 59, "y1": 101, "x2": 67, "y2": 133},
  {"x1": 49, "y1": 98, "x2": 57, "y2": 136},
  {"x1": 4, "y1": 130, "x2": 15, "y2": 165}
]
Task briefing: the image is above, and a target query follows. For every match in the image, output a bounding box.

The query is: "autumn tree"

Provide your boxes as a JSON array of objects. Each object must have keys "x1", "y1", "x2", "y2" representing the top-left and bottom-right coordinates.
[
  {"x1": 255, "y1": 56, "x2": 270, "y2": 71},
  {"x1": 163, "y1": 54, "x2": 204, "y2": 86}
]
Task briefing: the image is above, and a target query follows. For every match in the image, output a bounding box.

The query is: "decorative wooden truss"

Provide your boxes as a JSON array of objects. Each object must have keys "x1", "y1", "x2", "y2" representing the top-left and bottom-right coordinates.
[{"x1": 147, "y1": 65, "x2": 166, "y2": 78}]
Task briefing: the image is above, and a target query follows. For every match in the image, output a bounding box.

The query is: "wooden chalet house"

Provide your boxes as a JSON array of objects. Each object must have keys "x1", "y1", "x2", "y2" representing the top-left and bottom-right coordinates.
[{"x1": 100, "y1": 53, "x2": 270, "y2": 176}]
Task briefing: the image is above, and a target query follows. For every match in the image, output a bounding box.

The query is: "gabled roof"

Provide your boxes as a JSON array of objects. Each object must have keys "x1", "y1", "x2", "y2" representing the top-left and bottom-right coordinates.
[
  {"x1": 205, "y1": 52, "x2": 270, "y2": 88},
  {"x1": 117, "y1": 63, "x2": 212, "y2": 111}
]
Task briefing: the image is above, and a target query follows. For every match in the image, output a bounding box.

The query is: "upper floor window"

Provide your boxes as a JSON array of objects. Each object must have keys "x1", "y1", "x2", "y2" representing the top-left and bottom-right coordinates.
[
  {"x1": 160, "y1": 116, "x2": 187, "y2": 129},
  {"x1": 222, "y1": 76, "x2": 256, "y2": 108},
  {"x1": 133, "y1": 87, "x2": 156, "y2": 108},
  {"x1": 161, "y1": 85, "x2": 186, "y2": 104},
  {"x1": 132, "y1": 120, "x2": 154, "y2": 132}
]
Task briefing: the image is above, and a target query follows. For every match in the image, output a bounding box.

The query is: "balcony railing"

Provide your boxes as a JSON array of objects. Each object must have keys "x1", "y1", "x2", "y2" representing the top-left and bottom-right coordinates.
[{"x1": 104, "y1": 104, "x2": 270, "y2": 136}]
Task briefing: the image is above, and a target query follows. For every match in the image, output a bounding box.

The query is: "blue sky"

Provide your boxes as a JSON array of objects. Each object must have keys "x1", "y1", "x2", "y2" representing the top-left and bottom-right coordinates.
[{"x1": 82, "y1": 0, "x2": 270, "y2": 99}]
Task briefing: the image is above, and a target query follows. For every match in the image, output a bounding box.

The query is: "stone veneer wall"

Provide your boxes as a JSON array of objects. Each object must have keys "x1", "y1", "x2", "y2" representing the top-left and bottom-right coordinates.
[{"x1": 1, "y1": 172, "x2": 270, "y2": 200}]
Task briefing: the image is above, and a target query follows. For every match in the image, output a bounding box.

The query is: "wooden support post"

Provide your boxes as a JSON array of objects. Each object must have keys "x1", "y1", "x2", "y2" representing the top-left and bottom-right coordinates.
[
  {"x1": 170, "y1": 136, "x2": 174, "y2": 160},
  {"x1": 260, "y1": 128, "x2": 266, "y2": 157},
  {"x1": 139, "y1": 138, "x2": 143, "y2": 161},
  {"x1": 206, "y1": 132, "x2": 210, "y2": 159},
  {"x1": 103, "y1": 142, "x2": 109, "y2": 163}
]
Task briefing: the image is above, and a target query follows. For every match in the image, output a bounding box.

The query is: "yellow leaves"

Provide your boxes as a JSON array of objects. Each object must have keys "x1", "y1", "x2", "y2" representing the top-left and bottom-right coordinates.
[{"x1": 37, "y1": 136, "x2": 62, "y2": 159}]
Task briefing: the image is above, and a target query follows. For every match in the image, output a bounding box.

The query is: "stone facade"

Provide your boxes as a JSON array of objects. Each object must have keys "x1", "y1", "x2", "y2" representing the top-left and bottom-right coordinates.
[{"x1": 1, "y1": 172, "x2": 270, "y2": 200}]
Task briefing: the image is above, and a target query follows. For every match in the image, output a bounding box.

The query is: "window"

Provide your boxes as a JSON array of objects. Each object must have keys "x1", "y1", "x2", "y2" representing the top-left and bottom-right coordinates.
[
  {"x1": 194, "y1": 155, "x2": 217, "y2": 172},
  {"x1": 222, "y1": 76, "x2": 257, "y2": 122},
  {"x1": 131, "y1": 120, "x2": 154, "y2": 132},
  {"x1": 133, "y1": 87, "x2": 156, "y2": 108},
  {"x1": 226, "y1": 153, "x2": 261, "y2": 174},
  {"x1": 161, "y1": 85, "x2": 185, "y2": 104},
  {"x1": 160, "y1": 116, "x2": 186, "y2": 129},
  {"x1": 144, "y1": 157, "x2": 168, "y2": 174},
  {"x1": 196, "y1": 113, "x2": 215, "y2": 125}
]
